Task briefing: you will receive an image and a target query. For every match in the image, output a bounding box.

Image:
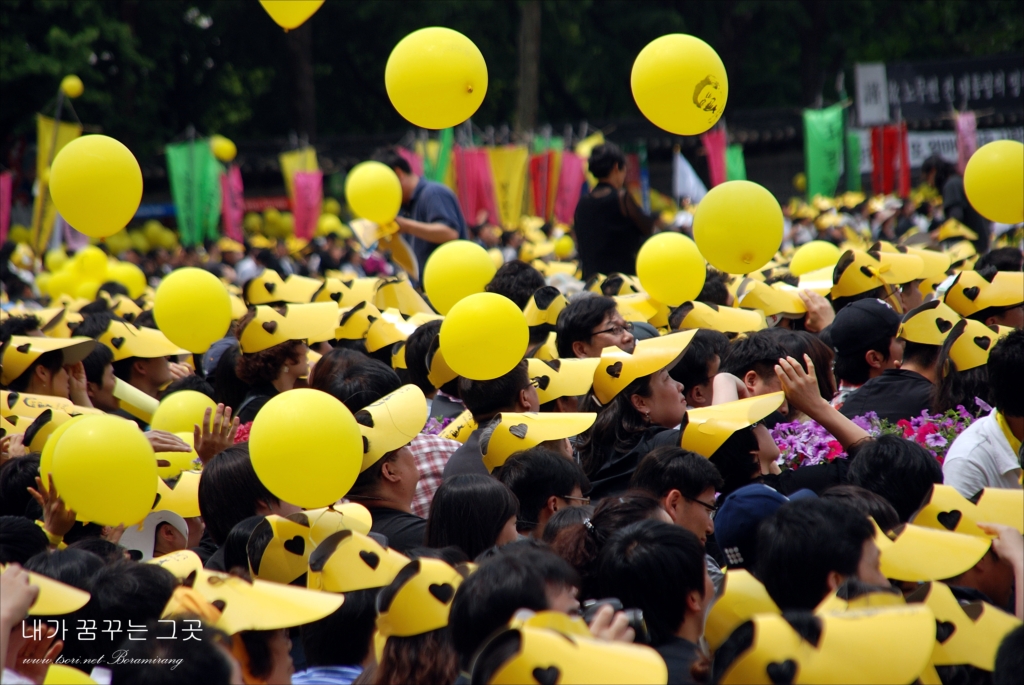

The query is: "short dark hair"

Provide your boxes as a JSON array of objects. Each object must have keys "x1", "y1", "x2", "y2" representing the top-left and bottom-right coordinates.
[
  {"x1": 301, "y1": 587, "x2": 378, "y2": 668},
  {"x1": 989, "y1": 330, "x2": 1024, "y2": 417},
  {"x1": 66, "y1": 536, "x2": 123, "y2": 562},
  {"x1": 630, "y1": 445, "x2": 724, "y2": 500},
  {"x1": 222, "y1": 515, "x2": 266, "y2": 574},
  {"x1": 312, "y1": 358, "x2": 402, "y2": 413},
  {"x1": 587, "y1": 142, "x2": 626, "y2": 179},
  {"x1": 426, "y1": 475, "x2": 519, "y2": 560},
  {"x1": 80, "y1": 343, "x2": 114, "y2": 386},
  {"x1": 975, "y1": 247, "x2": 1024, "y2": 273},
  {"x1": 756, "y1": 499, "x2": 875, "y2": 611},
  {"x1": 109, "y1": 620, "x2": 233, "y2": 685},
  {"x1": 764, "y1": 329, "x2": 836, "y2": 400},
  {"x1": 820, "y1": 484, "x2": 900, "y2": 533},
  {"x1": 0, "y1": 454, "x2": 42, "y2": 517},
  {"x1": 198, "y1": 444, "x2": 281, "y2": 545},
  {"x1": 846, "y1": 435, "x2": 943, "y2": 522},
  {"x1": 994, "y1": 624, "x2": 1024, "y2": 685},
  {"x1": 497, "y1": 448, "x2": 590, "y2": 532},
  {"x1": 24, "y1": 548, "x2": 104, "y2": 591},
  {"x1": 833, "y1": 337, "x2": 893, "y2": 386},
  {"x1": 721, "y1": 330, "x2": 788, "y2": 381},
  {"x1": 0, "y1": 314, "x2": 41, "y2": 339},
  {"x1": 160, "y1": 374, "x2": 215, "y2": 401},
  {"x1": 696, "y1": 267, "x2": 731, "y2": 306},
  {"x1": 597, "y1": 520, "x2": 707, "y2": 646},
  {"x1": 98, "y1": 281, "x2": 129, "y2": 298},
  {"x1": 405, "y1": 320, "x2": 442, "y2": 395},
  {"x1": 371, "y1": 147, "x2": 412, "y2": 175},
  {"x1": 458, "y1": 360, "x2": 530, "y2": 421},
  {"x1": 670, "y1": 328, "x2": 729, "y2": 390},
  {"x1": 900, "y1": 340, "x2": 941, "y2": 369},
  {"x1": 555, "y1": 294, "x2": 617, "y2": 358},
  {"x1": 484, "y1": 261, "x2": 545, "y2": 310},
  {"x1": 0, "y1": 515, "x2": 49, "y2": 564},
  {"x1": 708, "y1": 428, "x2": 761, "y2": 498}
]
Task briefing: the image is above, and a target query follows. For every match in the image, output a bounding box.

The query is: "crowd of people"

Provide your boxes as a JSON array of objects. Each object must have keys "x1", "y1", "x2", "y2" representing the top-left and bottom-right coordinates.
[{"x1": 1, "y1": 142, "x2": 1023, "y2": 685}]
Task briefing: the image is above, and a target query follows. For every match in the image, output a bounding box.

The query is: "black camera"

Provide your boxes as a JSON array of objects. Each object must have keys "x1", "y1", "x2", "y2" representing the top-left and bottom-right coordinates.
[{"x1": 580, "y1": 598, "x2": 650, "y2": 644}]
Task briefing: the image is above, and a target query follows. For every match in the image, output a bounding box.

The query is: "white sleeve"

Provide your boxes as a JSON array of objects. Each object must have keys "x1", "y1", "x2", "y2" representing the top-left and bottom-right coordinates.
[{"x1": 942, "y1": 451, "x2": 990, "y2": 498}]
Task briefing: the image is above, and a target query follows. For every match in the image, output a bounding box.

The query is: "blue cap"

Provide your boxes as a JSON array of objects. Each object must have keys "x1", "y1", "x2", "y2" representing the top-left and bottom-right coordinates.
[{"x1": 714, "y1": 484, "x2": 788, "y2": 570}]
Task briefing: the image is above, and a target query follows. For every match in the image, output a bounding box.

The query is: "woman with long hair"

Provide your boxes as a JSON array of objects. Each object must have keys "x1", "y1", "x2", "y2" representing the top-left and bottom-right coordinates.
[{"x1": 425, "y1": 474, "x2": 519, "y2": 560}]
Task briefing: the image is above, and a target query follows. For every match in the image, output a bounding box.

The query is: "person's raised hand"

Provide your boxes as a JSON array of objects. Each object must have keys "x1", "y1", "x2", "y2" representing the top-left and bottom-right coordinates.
[
  {"x1": 1, "y1": 434, "x2": 29, "y2": 465},
  {"x1": 798, "y1": 290, "x2": 835, "y2": 333},
  {"x1": 979, "y1": 523, "x2": 1024, "y2": 566},
  {"x1": 775, "y1": 354, "x2": 826, "y2": 416},
  {"x1": 66, "y1": 362, "x2": 94, "y2": 407},
  {"x1": 12, "y1": 625, "x2": 63, "y2": 683},
  {"x1": 146, "y1": 430, "x2": 191, "y2": 453},
  {"x1": 194, "y1": 404, "x2": 239, "y2": 465},
  {"x1": 167, "y1": 362, "x2": 193, "y2": 380},
  {"x1": 102, "y1": 523, "x2": 126, "y2": 544},
  {"x1": 586, "y1": 604, "x2": 636, "y2": 643},
  {"x1": 0, "y1": 566, "x2": 39, "y2": 628},
  {"x1": 27, "y1": 475, "x2": 76, "y2": 540}
]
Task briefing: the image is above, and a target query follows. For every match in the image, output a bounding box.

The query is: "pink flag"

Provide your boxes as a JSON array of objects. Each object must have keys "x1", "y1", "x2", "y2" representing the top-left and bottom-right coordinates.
[
  {"x1": 292, "y1": 171, "x2": 323, "y2": 240},
  {"x1": 220, "y1": 165, "x2": 245, "y2": 242},
  {"x1": 554, "y1": 152, "x2": 585, "y2": 224},
  {"x1": 0, "y1": 171, "x2": 11, "y2": 244},
  {"x1": 956, "y1": 111, "x2": 977, "y2": 176},
  {"x1": 453, "y1": 147, "x2": 498, "y2": 224},
  {"x1": 397, "y1": 147, "x2": 424, "y2": 177},
  {"x1": 700, "y1": 129, "x2": 728, "y2": 187}
]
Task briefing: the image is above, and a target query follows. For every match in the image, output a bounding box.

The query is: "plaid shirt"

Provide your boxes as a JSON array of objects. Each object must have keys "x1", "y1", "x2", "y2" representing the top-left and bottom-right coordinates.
[{"x1": 409, "y1": 432, "x2": 461, "y2": 518}]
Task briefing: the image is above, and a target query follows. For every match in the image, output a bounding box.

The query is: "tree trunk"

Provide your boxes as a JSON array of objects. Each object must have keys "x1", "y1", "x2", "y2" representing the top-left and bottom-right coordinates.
[
  {"x1": 515, "y1": 0, "x2": 541, "y2": 133},
  {"x1": 285, "y1": 23, "x2": 316, "y2": 140}
]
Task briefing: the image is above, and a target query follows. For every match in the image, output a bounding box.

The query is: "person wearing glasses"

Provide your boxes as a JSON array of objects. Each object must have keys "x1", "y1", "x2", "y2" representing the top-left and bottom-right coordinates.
[
  {"x1": 555, "y1": 294, "x2": 637, "y2": 359},
  {"x1": 496, "y1": 447, "x2": 592, "y2": 540}
]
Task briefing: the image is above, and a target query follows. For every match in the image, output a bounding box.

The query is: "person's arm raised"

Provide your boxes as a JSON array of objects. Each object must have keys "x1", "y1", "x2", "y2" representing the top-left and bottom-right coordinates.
[
  {"x1": 775, "y1": 355, "x2": 871, "y2": 451},
  {"x1": 394, "y1": 217, "x2": 459, "y2": 244}
]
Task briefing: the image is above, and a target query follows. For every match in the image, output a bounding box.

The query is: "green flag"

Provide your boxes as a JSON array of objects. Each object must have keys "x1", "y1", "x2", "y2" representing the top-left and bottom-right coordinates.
[
  {"x1": 166, "y1": 140, "x2": 222, "y2": 246},
  {"x1": 845, "y1": 132, "x2": 862, "y2": 192},
  {"x1": 423, "y1": 128, "x2": 454, "y2": 183},
  {"x1": 803, "y1": 104, "x2": 844, "y2": 198},
  {"x1": 726, "y1": 144, "x2": 747, "y2": 181}
]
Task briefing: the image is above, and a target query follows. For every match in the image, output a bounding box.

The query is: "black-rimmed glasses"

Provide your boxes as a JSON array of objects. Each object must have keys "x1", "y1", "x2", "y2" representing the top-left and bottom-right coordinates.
[{"x1": 590, "y1": 321, "x2": 633, "y2": 338}]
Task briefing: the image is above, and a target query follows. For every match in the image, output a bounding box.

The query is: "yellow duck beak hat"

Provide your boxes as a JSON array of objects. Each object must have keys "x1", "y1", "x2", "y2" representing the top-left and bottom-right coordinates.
[
  {"x1": 480, "y1": 412, "x2": 597, "y2": 472},
  {"x1": 523, "y1": 286, "x2": 568, "y2": 329},
  {"x1": 944, "y1": 240, "x2": 978, "y2": 268},
  {"x1": 592, "y1": 331, "x2": 696, "y2": 404},
  {"x1": 426, "y1": 334, "x2": 459, "y2": 388},
  {"x1": 375, "y1": 558, "x2": 466, "y2": 646},
  {"x1": 307, "y1": 529, "x2": 409, "y2": 594},
  {"x1": 830, "y1": 250, "x2": 888, "y2": 299},
  {"x1": 943, "y1": 269, "x2": 1024, "y2": 318},
  {"x1": 365, "y1": 308, "x2": 418, "y2": 353},
  {"x1": 947, "y1": 319, "x2": 1009, "y2": 371},
  {"x1": 237, "y1": 303, "x2": 337, "y2": 353},
  {"x1": 440, "y1": 409, "x2": 476, "y2": 443},
  {"x1": 330, "y1": 301, "x2": 382, "y2": 342},
  {"x1": 874, "y1": 520, "x2": 990, "y2": 581},
  {"x1": 867, "y1": 248, "x2": 925, "y2": 285},
  {"x1": 98, "y1": 320, "x2": 189, "y2": 362},
  {"x1": 153, "y1": 470, "x2": 202, "y2": 519},
  {"x1": 974, "y1": 487, "x2": 1024, "y2": 533},
  {"x1": 248, "y1": 514, "x2": 312, "y2": 585},
  {"x1": 904, "y1": 247, "x2": 952, "y2": 282},
  {"x1": 147, "y1": 550, "x2": 205, "y2": 580},
  {"x1": 896, "y1": 300, "x2": 963, "y2": 346},
  {"x1": 614, "y1": 293, "x2": 658, "y2": 323},
  {"x1": 717, "y1": 606, "x2": 936, "y2": 685},
  {"x1": 912, "y1": 483, "x2": 1022, "y2": 536},
  {"x1": 22, "y1": 407, "x2": 99, "y2": 452},
  {"x1": 670, "y1": 301, "x2": 767, "y2": 334},
  {"x1": 706, "y1": 569, "x2": 780, "y2": 651},
  {"x1": 356, "y1": 384, "x2": 428, "y2": 473},
  {"x1": 682, "y1": 392, "x2": 786, "y2": 457},
  {"x1": 374, "y1": 277, "x2": 435, "y2": 316},
  {"x1": 526, "y1": 357, "x2": 599, "y2": 405},
  {"x1": 737, "y1": 280, "x2": 808, "y2": 318},
  {"x1": 0, "y1": 565, "x2": 91, "y2": 616},
  {"x1": 906, "y1": 581, "x2": 1023, "y2": 670},
  {"x1": 313, "y1": 277, "x2": 357, "y2": 307},
  {"x1": 1, "y1": 335, "x2": 97, "y2": 386},
  {"x1": 300, "y1": 503, "x2": 374, "y2": 546},
  {"x1": 243, "y1": 269, "x2": 321, "y2": 305},
  {"x1": 937, "y1": 218, "x2": 979, "y2": 242},
  {"x1": 530, "y1": 331, "x2": 559, "y2": 362},
  {"x1": 470, "y1": 624, "x2": 669, "y2": 685}
]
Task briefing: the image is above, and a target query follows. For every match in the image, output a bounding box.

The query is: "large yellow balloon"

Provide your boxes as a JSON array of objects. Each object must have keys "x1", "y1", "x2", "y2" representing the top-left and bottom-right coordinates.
[
  {"x1": 693, "y1": 181, "x2": 783, "y2": 275},
  {"x1": 107, "y1": 261, "x2": 148, "y2": 298},
  {"x1": 210, "y1": 135, "x2": 237, "y2": 163},
  {"x1": 249, "y1": 389, "x2": 362, "y2": 508},
  {"x1": 345, "y1": 161, "x2": 402, "y2": 225},
  {"x1": 636, "y1": 232, "x2": 706, "y2": 306},
  {"x1": 160, "y1": 433, "x2": 199, "y2": 479},
  {"x1": 49, "y1": 135, "x2": 143, "y2": 239},
  {"x1": 44, "y1": 248, "x2": 68, "y2": 272},
  {"x1": 964, "y1": 140, "x2": 1024, "y2": 224},
  {"x1": 789, "y1": 240, "x2": 842, "y2": 276},
  {"x1": 423, "y1": 240, "x2": 497, "y2": 315},
  {"x1": 51, "y1": 415, "x2": 158, "y2": 526},
  {"x1": 385, "y1": 27, "x2": 488, "y2": 129},
  {"x1": 38, "y1": 414, "x2": 89, "y2": 489},
  {"x1": 75, "y1": 245, "x2": 107, "y2": 280},
  {"x1": 154, "y1": 267, "x2": 232, "y2": 353},
  {"x1": 60, "y1": 75, "x2": 84, "y2": 98},
  {"x1": 631, "y1": 34, "x2": 728, "y2": 136},
  {"x1": 317, "y1": 213, "x2": 344, "y2": 236},
  {"x1": 143, "y1": 220, "x2": 165, "y2": 244},
  {"x1": 259, "y1": 0, "x2": 324, "y2": 30},
  {"x1": 46, "y1": 268, "x2": 75, "y2": 297},
  {"x1": 150, "y1": 390, "x2": 217, "y2": 435},
  {"x1": 75, "y1": 280, "x2": 101, "y2": 301},
  {"x1": 440, "y1": 293, "x2": 528, "y2": 381}
]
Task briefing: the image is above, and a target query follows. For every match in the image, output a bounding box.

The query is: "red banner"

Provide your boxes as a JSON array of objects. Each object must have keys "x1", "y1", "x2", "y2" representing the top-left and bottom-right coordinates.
[
  {"x1": 871, "y1": 124, "x2": 910, "y2": 197},
  {"x1": 0, "y1": 171, "x2": 11, "y2": 244},
  {"x1": 453, "y1": 146, "x2": 499, "y2": 225},
  {"x1": 554, "y1": 152, "x2": 585, "y2": 225},
  {"x1": 292, "y1": 171, "x2": 323, "y2": 240},
  {"x1": 220, "y1": 165, "x2": 245, "y2": 242},
  {"x1": 242, "y1": 196, "x2": 290, "y2": 212},
  {"x1": 529, "y1": 153, "x2": 550, "y2": 219},
  {"x1": 700, "y1": 129, "x2": 728, "y2": 187}
]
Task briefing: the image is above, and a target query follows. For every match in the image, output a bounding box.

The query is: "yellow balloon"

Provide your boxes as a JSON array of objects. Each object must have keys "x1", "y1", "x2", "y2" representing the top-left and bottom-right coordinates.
[
  {"x1": 157, "y1": 227, "x2": 178, "y2": 250},
  {"x1": 143, "y1": 220, "x2": 165, "y2": 244},
  {"x1": 44, "y1": 248, "x2": 68, "y2": 272},
  {"x1": 693, "y1": 180, "x2": 783, "y2": 274},
  {"x1": 423, "y1": 240, "x2": 497, "y2": 315},
  {"x1": 38, "y1": 415, "x2": 89, "y2": 489},
  {"x1": 385, "y1": 27, "x2": 488, "y2": 129},
  {"x1": 107, "y1": 261, "x2": 148, "y2": 298},
  {"x1": 35, "y1": 272, "x2": 52, "y2": 295},
  {"x1": 553, "y1": 235, "x2": 575, "y2": 260},
  {"x1": 789, "y1": 240, "x2": 842, "y2": 276},
  {"x1": 49, "y1": 135, "x2": 143, "y2": 239},
  {"x1": 244, "y1": 212, "x2": 263, "y2": 233},
  {"x1": 75, "y1": 279, "x2": 101, "y2": 301},
  {"x1": 964, "y1": 140, "x2": 1024, "y2": 224},
  {"x1": 323, "y1": 197, "x2": 342, "y2": 216},
  {"x1": 105, "y1": 230, "x2": 133, "y2": 256},
  {"x1": 345, "y1": 161, "x2": 402, "y2": 225},
  {"x1": 488, "y1": 247, "x2": 505, "y2": 270},
  {"x1": 440, "y1": 293, "x2": 528, "y2": 381},
  {"x1": 75, "y1": 245, "x2": 107, "y2": 280},
  {"x1": 154, "y1": 268, "x2": 232, "y2": 353},
  {"x1": 44, "y1": 664, "x2": 95, "y2": 685},
  {"x1": 249, "y1": 389, "x2": 363, "y2": 508},
  {"x1": 792, "y1": 172, "x2": 808, "y2": 193},
  {"x1": 210, "y1": 134, "x2": 237, "y2": 163},
  {"x1": 129, "y1": 230, "x2": 150, "y2": 253},
  {"x1": 51, "y1": 415, "x2": 158, "y2": 526},
  {"x1": 60, "y1": 74, "x2": 84, "y2": 98},
  {"x1": 636, "y1": 232, "x2": 706, "y2": 306},
  {"x1": 631, "y1": 34, "x2": 728, "y2": 136},
  {"x1": 46, "y1": 269, "x2": 75, "y2": 297},
  {"x1": 159, "y1": 433, "x2": 199, "y2": 479},
  {"x1": 150, "y1": 390, "x2": 218, "y2": 435},
  {"x1": 317, "y1": 213, "x2": 344, "y2": 236},
  {"x1": 8, "y1": 225, "x2": 30, "y2": 244},
  {"x1": 259, "y1": 0, "x2": 324, "y2": 30}
]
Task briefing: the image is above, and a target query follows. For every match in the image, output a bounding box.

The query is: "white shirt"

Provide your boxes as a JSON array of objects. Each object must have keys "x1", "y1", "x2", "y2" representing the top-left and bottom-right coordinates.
[{"x1": 942, "y1": 411, "x2": 1022, "y2": 498}]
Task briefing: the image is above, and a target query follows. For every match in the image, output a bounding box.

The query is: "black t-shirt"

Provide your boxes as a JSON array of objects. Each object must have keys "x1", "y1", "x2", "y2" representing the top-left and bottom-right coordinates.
[
  {"x1": 365, "y1": 506, "x2": 427, "y2": 554},
  {"x1": 655, "y1": 637, "x2": 699, "y2": 685},
  {"x1": 838, "y1": 369, "x2": 934, "y2": 423},
  {"x1": 237, "y1": 384, "x2": 278, "y2": 424},
  {"x1": 442, "y1": 429, "x2": 488, "y2": 481},
  {"x1": 588, "y1": 427, "x2": 682, "y2": 500},
  {"x1": 574, "y1": 182, "x2": 655, "y2": 280}
]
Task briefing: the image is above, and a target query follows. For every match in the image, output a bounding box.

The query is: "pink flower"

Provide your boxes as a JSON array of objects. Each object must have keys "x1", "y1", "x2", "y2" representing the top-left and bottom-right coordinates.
[{"x1": 234, "y1": 421, "x2": 252, "y2": 443}]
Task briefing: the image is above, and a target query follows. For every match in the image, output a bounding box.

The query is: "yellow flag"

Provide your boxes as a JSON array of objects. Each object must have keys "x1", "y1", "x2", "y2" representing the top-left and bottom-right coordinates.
[
  {"x1": 31, "y1": 114, "x2": 82, "y2": 252},
  {"x1": 487, "y1": 146, "x2": 529, "y2": 229},
  {"x1": 279, "y1": 147, "x2": 319, "y2": 201}
]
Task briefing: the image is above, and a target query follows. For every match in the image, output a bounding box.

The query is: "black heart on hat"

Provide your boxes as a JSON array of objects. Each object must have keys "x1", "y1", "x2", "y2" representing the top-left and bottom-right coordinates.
[
  {"x1": 359, "y1": 550, "x2": 380, "y2": 570},
  {"x1": 428, "y1": 582, "x2": 455, "y2": 604},
  {"x1": 330, "y1": 291, "x2": 342, "y2": 303},
  {"x1": 110, "y1": 337, "x2": 125, "y2": 350},
  {"x1": 262, "y1": 321, "x2": 278, "y2": 334},
  {"x1": 606, "y1": 361, "x2": 623, "y2": 378},
  {"x1": 532, "y1": 666, "x2": 560, "y2": 685},
  {"x1": 156, "y1": 459, "x2": 171, "y2": 468},
  {"x1": 973, "y1": 336, "x2": 991, "y2": 350},
  {"x1": 935, "y1": 318, "x2": 953, "y2": 334},
  {"x1": 936, "y1": 510, "x2": 962, "y2": 530},
  {"x1": 264, "y1": 282, "x2": 276, "y2": 294},
  {"x1": 152, "y1": 493, "x2": 162, "y2": 508},
  {"x1": 962, "y1": 286, "x2": 980, "y2": 301},
  {"x1": 7, "y1": 393, "x2": 18, "y2": 410},
  {"x1": 211, "y1": 599, "x2": 227, "y2": 612},
  {"x1": 283, "y1": 535, "x2": 305, "y2": 556},
  {"x1": 766, "y1": 659, "x2": 797, "y2": 685},
  {"x1": 508, "y1": 423, "x2": 529, "y2": 439},
  {"x1": 533, "y1": 375, "x2": 551, "y2": 391},
  {"x1": 935, "y1": 620, "x2": 956, "y2": 644},
  {"x1": 15, "y1": 343, "x2": 31, "y2": 354},
  {"x1": 860, "y1": 265, "x2": 876, "y2": 279}
]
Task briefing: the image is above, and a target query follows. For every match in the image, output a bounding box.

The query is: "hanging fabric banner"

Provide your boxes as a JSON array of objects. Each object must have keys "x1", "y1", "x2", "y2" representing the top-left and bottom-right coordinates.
[
  {"x1": 845, "y1": 132, "x2": 862, "y2": 192},
  {"x1": 421, "y1": 128, "x2": 454, "y2": 184},
  {"x1": 546, "y1": 150, "x2": 562, "y2": 223},
  {"x1": 700, "y1": 128, "x2": 728, "y2": 187},
  {"x1": 30, "y1": 114, "x2": 82, "y2": 252},
  {"x1": 488, "y1": 146, "x2": 529, "y2": 229},
  {"x1": 870, "y1": 124, "x2": 911, "y2": 197},
  {"x1": 453, "y1": 147, "x2": 499, "y2": 225},
  {"x1": 529, "y1": 152, "x2": 551, "y2": 218},
  {"x1": 803, "y1": 104, "x2": 844, "y2": 198},
  {"x1": 672, "y1": 149, "x2": 707, "y2": 203},
  {"x1": 955, "y1": 111, "x2": 977, "y2": 176},
  {"x1": 220, "y1": 165, "x2": 245, "y2": 242},
  {"x1": 166, "y1": 140, "x2": 223, "y2": 247},
  {"x1": 0, "y1": 171, "x2": 11, "y2": 244},
  {"x1": 396, "y1": 147, "x2": 424, "y2": 177},
  {"x1": 725, "y1": 144, "x2": 747, "y2": 181},
  {"x1": 554, "y1": 152, "x2": 585, "y2": 225},
  {"x1": 279, "y1": 147, "x2": 319, "y2": 203},
  {"x1": 292, "y1": 171, "x2": 323, "y2": 240},
  {"x1": 896, "y1": 122, "x2": 911, "y2": 198}
]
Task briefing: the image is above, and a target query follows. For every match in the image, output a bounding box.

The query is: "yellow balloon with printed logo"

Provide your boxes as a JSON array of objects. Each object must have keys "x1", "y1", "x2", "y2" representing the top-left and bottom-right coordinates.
[
  {"x1": 154, "y1": 267, "x2": 232, "y2": 353},
  {"x1": 259, "y1": 0, "x2": 324, "y2": 30},
  {"x1": 423, "y1": 240, "x2": 497, "y2": 315},
  {"x1": 693, "y1": 180, "x2": 783, "y2": 274},
  {"x1": 637, "y1": 232, "x2": 706, "y2": 306},
  {"x1": 964, "y1": 140, "x2": 1024, "y2": 224},
  {"x1": 789, "y1": 240, "x2": 842, "y2": 276},
  {"x1": 345, "y1": 161, "x2": 402, "y2": 225},
  {"x1": 385, "y1": 27, "x2": 488, "y2": 129},
  {"x1": 440, "y1": 293, "x2": 528, "y2": 380},
  {"x1": 150, "y1": 390, "x2": 218, "y2": 435}
]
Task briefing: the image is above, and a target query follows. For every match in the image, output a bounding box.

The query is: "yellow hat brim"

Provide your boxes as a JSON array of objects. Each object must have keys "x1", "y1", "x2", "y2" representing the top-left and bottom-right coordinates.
[
  {"x1": 527, "y1": 357, "x2": 600, "y2": 404},
  {"x1": 682, "y1": 392, "x2": 786, "y2": 456},
  {"x1": 593, "y1": 331, "x2": 696, "y2": 404},
  {"x1": 482, "y1": 412, "x2": 596, "y2": 472}
]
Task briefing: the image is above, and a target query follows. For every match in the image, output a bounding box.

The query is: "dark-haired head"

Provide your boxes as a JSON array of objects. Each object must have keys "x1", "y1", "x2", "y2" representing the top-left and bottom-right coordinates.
[
  {"x1": 846, "y1": 435, "x2": 943, "y2": 522},
  {"x1": 426, "y1": 475, "x2": 519, "y2": 560},
  {"x1": 312, "y1": 357, "x2": 401, "y2": 413},
  {"x1": 484, "y1": 261, "x2": 545, "y2": 310},
  {"x1": 222, "y1": 515, "x2": 266, "y2": 575},
  {"x1": 404, "y1": 320, "x2": 442, "y2": 395},
  {"x1": 24, "y1": 547, "x2": 104, "y2": 591},
  {"x1": 496, "y1": 448, "x2": 590, "y2": 537},
  {"x1": 588, "y1": 143, "x2": 626, "y2": 180},
  {"x1": 198, "y1": 444, "x2": 282, "y2": 545},
  {"x1": 301, "y1": 588, "x2": 379, "y2": 669},
  {"x1": 541, "y1": 504, "x2": 594, "y2": 544},
  {"x1": 820, "y1": 484, "x2": 900, "y2": 533},
  {"x1": 989, "y1": 330, "x2": 1024, "y2": 417},
  {"x1": 555, "y1": 294, "x2": 619, "y2": 359},
  {"x1": 109, "y1": 619, "x2": 235, "y2": 685},
  {"x1": 630, "y1": 445, "x2": 723, "y2": 544},
  {"x1": 670, "y1": 328, "x2": 729, "y2": 408},
  {"x1": 0, "y1": 454, "x2": 41, "y2": 517},
  {"x1": 721, "y1": 331, "x2": 788, "y2": 402},
  {"x1": 457, "y1": 360, "x2": 536, "y2": 422},
  {"x1": 0, "y1": 515, "x2": 49, "y2": 564}
]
